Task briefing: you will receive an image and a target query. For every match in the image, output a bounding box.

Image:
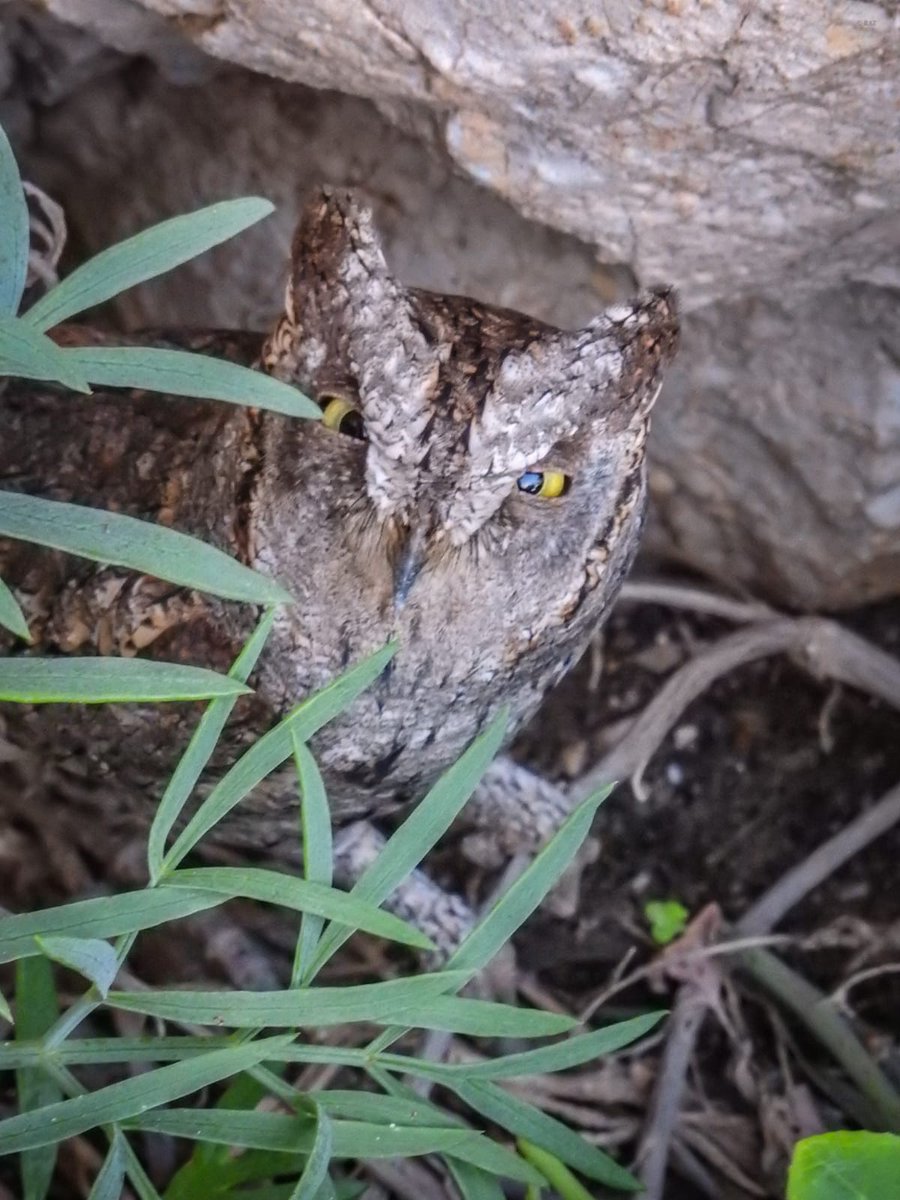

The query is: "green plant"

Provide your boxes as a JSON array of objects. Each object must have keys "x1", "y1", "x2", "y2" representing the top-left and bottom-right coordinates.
[
  {"x1": 787, "y1": 1131, "x2": 900, "y2": 1200},
  {"x1": 0, "y1": 123, "x2": 663, "y2": 1198},
  {"x1": 644, "y1": 899, "x2": 689, "y2": 946}
]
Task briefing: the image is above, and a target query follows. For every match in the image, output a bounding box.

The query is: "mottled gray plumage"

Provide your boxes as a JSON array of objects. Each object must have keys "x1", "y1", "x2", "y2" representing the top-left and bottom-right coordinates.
[
  {"x1": 257, "y1": 190, "x2": 678, "y2": 814},
  {"x1": 0, "y1": 188, "x2": 678, "y2": 862}
]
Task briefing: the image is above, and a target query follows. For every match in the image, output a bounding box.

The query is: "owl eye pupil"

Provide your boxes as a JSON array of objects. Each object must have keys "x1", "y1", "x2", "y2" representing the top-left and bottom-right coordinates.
[
  {"x1": 320, "y1": 395, "x2": 367, "y2": 442},
  {"x1": 338, "y1": 409, "x2": 366, "y2": 441},
  {"x1": 517, "y1": 471, "x2": 545, "y2": 495},
  {"x1": 516, "y1": 469, "x2": 571, "y2": 499}
]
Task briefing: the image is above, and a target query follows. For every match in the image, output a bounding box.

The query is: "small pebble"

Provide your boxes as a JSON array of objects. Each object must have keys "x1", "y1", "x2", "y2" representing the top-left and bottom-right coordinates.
[
  {"x1": 666, "y1": 761, "x2": 684, "y2": 785},
  {"x1": 673, "y1": 723, "x2": 698, "y2": 750}
]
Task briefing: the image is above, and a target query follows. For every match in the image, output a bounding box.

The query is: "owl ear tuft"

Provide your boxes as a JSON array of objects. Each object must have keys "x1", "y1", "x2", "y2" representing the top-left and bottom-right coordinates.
[
  {"x1": 471, "y1": 289, "x2": 678, "y2": 481},
  {"x1": 555, "y1": 288, "x2": 679, "y2": 426},
  {"x1": 275, "y1": 188, "x2": 439, "y2": 518}
]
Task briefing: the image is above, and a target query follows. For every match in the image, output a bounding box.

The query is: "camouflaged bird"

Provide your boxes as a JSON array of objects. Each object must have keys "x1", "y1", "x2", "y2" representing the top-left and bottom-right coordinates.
[{"x1": 0, "y1": 188, "x2": 678, "y2": 870}]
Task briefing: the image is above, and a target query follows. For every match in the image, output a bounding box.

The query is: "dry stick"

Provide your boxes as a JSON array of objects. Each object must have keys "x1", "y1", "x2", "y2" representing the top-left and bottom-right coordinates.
[
  {"x1": 733, "y1": 946, "x2": 900, "y2": 1131},
  {"x1": 736, "y1": 780, "x2": 900, "y2": 938},
  {"x1": 572, "y1": 616, "x2": 900, "y2": 802},
  {"x1": 619, "y1": 580, "x2": 779, "y2": 625},
  {"x1": 634, "y1": 985, "x2": 709, "y2": 1198}
]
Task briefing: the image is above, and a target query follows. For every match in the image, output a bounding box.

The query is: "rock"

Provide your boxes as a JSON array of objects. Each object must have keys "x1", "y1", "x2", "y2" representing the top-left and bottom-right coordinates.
[
  {"x1": 646, "y1": 284, "x2": 900, "y2": 609},
  {"x1": 22, "y1": 64, "x2": 608, "y2": 335},
  {"x1": 4, "y1": 1, "x2": 900, "y2": 610},
  {"x1": 31, "y1": 0, "x2": 900, "y2": 309}
]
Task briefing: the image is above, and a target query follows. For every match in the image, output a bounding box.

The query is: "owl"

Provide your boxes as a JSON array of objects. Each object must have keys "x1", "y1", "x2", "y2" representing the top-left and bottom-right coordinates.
[{"x1": 0, "y1": 188, "x2": 678, "y2": 868}]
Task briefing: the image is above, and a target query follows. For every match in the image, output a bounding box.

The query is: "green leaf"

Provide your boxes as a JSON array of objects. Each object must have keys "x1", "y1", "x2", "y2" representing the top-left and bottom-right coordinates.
[
  {"x1": 15, "y1": 956, "x2": 60, "y2": 1200},
  {"x1": 0, "y1": 316, "x2": 91, "y2": 391},
  {"x1": 0, "y1": 887, "x2": 228, "y2": 964},
  {"x1": 446, "y1": 786, "x2": 612, "y2": 975},
  {"x1": 0, "y1": 1033, "x2": 295, "y2": 1154},
  {"x1": 453, "y1": 1081, "x2": 640, "y2": 1192},
  {"x1": 311, "y1": 709, "x2": 507, "y2": 973},
  {"x1": 0, "y1": 656, "x2": 252, "y2": 704},
  {"x1": 120, "y1": 1136, "x2": 165, "y2": 1200},
  {"x1": 0, "y1": 490, "x2": 292, "y2": 605},
  {"x1": 518, "y1": 1140, "x2": 595, "y2": 1200},
  {"x1": 161, "y1": 643, "x2": 395, "y2": 870},
  {"x1": 147, "y1": 607, "x2": 277, "y2": 880},
  {"x1": 320, "y1": 1088, "x2": 459, "y2": 1128},
  {"x1": 0, "y1": 575, "x2": 29, "y2": 640},
  {"x1": 23, "y1": 197, "x2": 275, "y2": 332},
  {"x1": 126, "y1": 1110, "x2": 543, "y2": 1184},
  {"x1": 388, "y1": 996, "x2": 574, "y2": 1038},
  {"x1": 0, "y1": 125, "x2": 29, "y2": 315},
  {"x1": 0, "y1": 991, "x2": 11, "y2": 1024},
  {"x1": 446, "y1": 1158, "x2": 507, "y2": 1200},
  {"x1": 164, "y1": 1072, "x2": 274, "y2": 1198},
  {"x1": 292, "y1": 737, "x2": 332, "y2": 985},
  {"x1": 88, "y1": 1129, "x2": 128, "y2": 1200},
  {"x1": 644, "y1": 899, "x2": 689, "y2": 945},
  {"x1": 787, "y1": 1131, "x2": 900, "y2": 1200},
  {"x1": 35, "y1": 936, "x2": 118, "y2": 997},
  {"x1": 290, "y1": 1104, "x2": 333, "y2": 1200},
  {"x1": 167, "y1": 1148, "x2": 307, "y2": 1199},
  {"x1": 452, "y1": 1012, "x2": 666, "y2": 1080},
  {"x1": 106, "y1": 970, "x2": 468, "y2": 1028},
  {"x1": 62, "y1": 346, "x2": 319, "y2": 418},
  {"x1": 163, "y1": 867, "x2": 433, "y2": 951}
]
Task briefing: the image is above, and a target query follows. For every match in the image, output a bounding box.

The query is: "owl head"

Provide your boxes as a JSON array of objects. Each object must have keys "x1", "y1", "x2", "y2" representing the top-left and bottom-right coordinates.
[{"x1": 260, "y1": 188, "x2": 677, "y2": 653}]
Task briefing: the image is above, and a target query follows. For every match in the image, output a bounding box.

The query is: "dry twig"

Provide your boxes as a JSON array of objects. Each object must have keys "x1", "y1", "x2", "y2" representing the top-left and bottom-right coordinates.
[{"x1": 573, "y1": 616, "x2": 900, "y2": 801}]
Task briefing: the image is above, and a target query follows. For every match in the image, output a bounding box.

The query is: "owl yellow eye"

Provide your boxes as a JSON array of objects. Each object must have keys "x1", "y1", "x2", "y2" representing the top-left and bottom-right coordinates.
[
  {"x1": 320, "y1": 395, "x2": 367, "y2": 441},
  {"x1": 516, "y1": 469, "x2": 570, "y2": 499}
]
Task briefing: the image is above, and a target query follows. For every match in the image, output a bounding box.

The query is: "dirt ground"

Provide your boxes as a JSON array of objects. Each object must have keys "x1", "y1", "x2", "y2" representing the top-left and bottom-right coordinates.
[{"x1": 505, "y1": 588, "x2": 900, "y2": 1195}]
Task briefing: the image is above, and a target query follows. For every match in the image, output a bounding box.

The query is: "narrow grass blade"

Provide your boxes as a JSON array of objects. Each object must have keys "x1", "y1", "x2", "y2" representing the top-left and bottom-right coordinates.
[
  {"x1": 161, "y1": 644, "x2": 395, "y2": 870},
  {"x1": 311, "y1": 709, "x2": 507, "y2": 972},
  {"x1": 146, "y1": 607, "x2": 276, "y2": 880},
  {"x1": 120, "y1": 1136, "x2": 165, "y2": 1200},
  {"x1": 23, "y1": 198, "x2": 274, "y2": 332},
  {"x1": 0, "y1": 490, "x2": 292, "y2": 605},
  {"x1": 518, "y1": 1139, "x2": 595, "y2": 1200},
  {"x1": 383, "y1": 996, "x2": 574, "y2": 1038},
  {"x1": 447, "y1": 1158, "x2": 506, "y2": 1200},
  {"x1": 163, "y1": 1072, "x2": 274, "y2": 1198},
  {"x1": 0, "y1": 657, "x2": 251, "y2": 704},
  {"x1": 63, "y1": 346, "x2": 319, "y2": 418},
  {"x1": 0, "y1": 992, "x2": 11, "y2": 1024},
  {"x1": 15, "y1": 957, "x2": 60, "y2": 1200},
  {"x1": 35, "y1": 936, "x2": 118, "y2": 998},
  {"x1": 163, "y1": 867, "x2": 432, "y2": 950},
  {"x1": 446, "y1": 786, "x2": 612, "y2": 974},
  {"x1": 106, "y1": 970, "x2": 468, "y2": 1028},
  {"x1": 0, "y1": 576, "x2": 29, "y2": 640},
  {"x1": 292, "y1": 737, "x2": 332, "y2": 985},
  {"x1": 0, "y1": 887, "x2": 228, "y2": 964},
  {"x1": 453, "y1": 1011, "x2": 666, "y2": 1080},
  {"x1": 453, "y1": 1080, "x2": 640, "y2": 1191},
  {"x1": 291, "y1": 1105, "x2": 333, "y2": 1200},
  {"x1": 126, "y1": 1110, "x2": 542, "y2": 1182},
  {"x1": 317, "y1": 1092, "x2": 459, "y2": 1127},
  {"x1": 88, "y1": 1129, "x2": 127, "y2": 1200},
  {"x1": 169, "y1": 1150, "x2": 308, "y2": 1199},
  {"x1": 0, "y1": 316, "x2": 91, "y2": 391},
  {"x1": 0, "y1": 1033, "x2": 295, "y2": 1154},
  {"x1": 0, "y1": 125, "x2": 29, "y2": 315}
]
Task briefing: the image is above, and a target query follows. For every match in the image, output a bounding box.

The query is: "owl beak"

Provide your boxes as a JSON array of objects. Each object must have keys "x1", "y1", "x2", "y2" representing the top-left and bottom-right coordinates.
[{"x1": 393, "y1": 526, "x2": 428, "y2": 608}]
